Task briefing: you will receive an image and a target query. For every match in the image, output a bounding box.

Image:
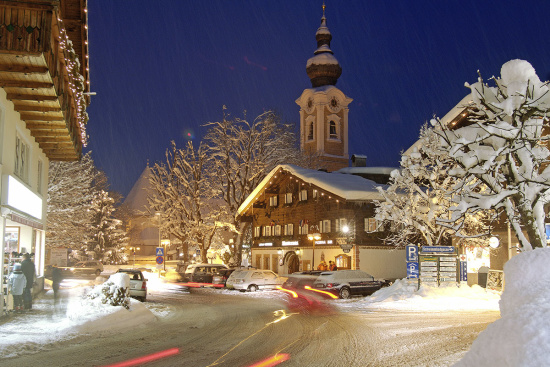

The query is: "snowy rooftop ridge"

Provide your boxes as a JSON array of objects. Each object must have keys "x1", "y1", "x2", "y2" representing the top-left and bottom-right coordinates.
[{"x1": 237, "y1": 164, "x2": 386, "y2": 216}]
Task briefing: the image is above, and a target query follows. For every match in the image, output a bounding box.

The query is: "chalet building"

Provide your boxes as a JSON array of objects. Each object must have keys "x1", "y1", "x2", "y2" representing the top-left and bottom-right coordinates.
[
  {"x1": 237, "y1": 164, "x2": 406, "y2": 280},
  {"x1": 0, "y1": 0, "x2": 91, "y2": 312}
]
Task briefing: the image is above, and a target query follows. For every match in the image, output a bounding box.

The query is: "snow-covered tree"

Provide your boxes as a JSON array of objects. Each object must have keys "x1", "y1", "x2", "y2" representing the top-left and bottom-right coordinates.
[
  {"x1": 203, "y1": 109, "x2": 301, "y2": 264},
  {"x1": 376, "y1": 124, "x2": 490, "y2": 248},
  {"x1": 148, "y1": 141, "x2": 228, "y2": 263},
  {"x1": 434, "y1": 59, "x2": 550, "y2": 250},
  {"x1": 86, "y1": 189, "x2": 128, "y2": 262},
  {"x1": 47, "y1": 151, "x2": 100, "y2": 249}
]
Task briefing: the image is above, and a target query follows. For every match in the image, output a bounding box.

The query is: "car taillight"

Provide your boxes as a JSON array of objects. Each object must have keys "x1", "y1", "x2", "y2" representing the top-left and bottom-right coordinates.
[
  {"x1": 326, "y1": 283, "x2": 334, "y2": 288},
  {"x1": 142, "y1": 282, "x2": 147, "y2": 290}
]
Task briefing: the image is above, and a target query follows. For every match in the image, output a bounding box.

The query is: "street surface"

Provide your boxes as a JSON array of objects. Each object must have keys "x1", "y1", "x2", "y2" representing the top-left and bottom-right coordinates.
[{"x1": 2, "y1": 282, "x2": 499, "y2": 367}]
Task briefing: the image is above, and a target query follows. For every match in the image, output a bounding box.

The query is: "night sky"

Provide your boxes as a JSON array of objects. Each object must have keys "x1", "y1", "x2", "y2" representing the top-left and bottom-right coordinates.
[{"x1": 85, "y1": 1, "x2": 550, "y2": 198}]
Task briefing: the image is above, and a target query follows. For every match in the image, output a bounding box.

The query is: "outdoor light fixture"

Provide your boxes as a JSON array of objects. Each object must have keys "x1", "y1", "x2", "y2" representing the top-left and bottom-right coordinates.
[
  {"x1": 308, "y1": 232, "x2": 321, "y2": 269},
  {"x1": 278, "y1": 249, "x2": 283, "y2": 256},
  {"x1": 342, "y1": 225, "x2": 349, "y2": 233},
  {"x1": 489, "y1": 236, "x2": 500, "y2": 249}
]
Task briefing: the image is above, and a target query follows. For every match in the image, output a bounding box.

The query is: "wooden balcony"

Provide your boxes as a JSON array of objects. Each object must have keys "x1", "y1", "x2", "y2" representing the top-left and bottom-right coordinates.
[{"x1": 0, "y1": 0, "x2": 90, "y2": 161}]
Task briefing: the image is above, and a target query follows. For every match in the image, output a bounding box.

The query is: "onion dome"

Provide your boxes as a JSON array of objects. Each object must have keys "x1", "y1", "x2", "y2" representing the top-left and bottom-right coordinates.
[{"x1": 306, "y1": 5, "x2": 342, "y2": 88}]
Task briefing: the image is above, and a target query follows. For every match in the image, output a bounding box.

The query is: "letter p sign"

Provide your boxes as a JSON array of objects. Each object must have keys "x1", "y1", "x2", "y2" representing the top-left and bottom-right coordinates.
[{"x1": 406, "y1": 245, "x2": 418, "y2": 262}]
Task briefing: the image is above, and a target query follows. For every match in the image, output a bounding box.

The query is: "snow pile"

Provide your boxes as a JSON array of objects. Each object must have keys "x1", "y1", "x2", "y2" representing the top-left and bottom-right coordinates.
[
  {"x1": 86, "y1": 272, "x2": 130, "y2": 309},
  {"x1": 455, "y1": 248, "x2": 550, "y2": 367},
  {"x1": 336, "y1": 279, "x2": 500, "y2": 311}
]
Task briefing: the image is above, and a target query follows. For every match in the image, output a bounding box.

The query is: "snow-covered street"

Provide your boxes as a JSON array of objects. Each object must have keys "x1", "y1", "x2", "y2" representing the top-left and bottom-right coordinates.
[{"x1": 0, "y1": 267, "x2": 501, "y2": 366}]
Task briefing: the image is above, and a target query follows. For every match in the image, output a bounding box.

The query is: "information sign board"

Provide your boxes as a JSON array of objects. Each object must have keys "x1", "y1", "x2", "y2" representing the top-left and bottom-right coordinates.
[
  {"x1": 460, "y1": 261, "x2": 468, "y2": 281},
  {"x1": 421, "y1": 246, "x2": 456, "y2": 254}
]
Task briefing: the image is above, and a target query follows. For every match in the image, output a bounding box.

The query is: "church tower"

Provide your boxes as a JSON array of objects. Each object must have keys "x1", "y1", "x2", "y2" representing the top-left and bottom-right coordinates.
[{"x1": 296, "y1": 4, "x2": 352, "y2": 171}]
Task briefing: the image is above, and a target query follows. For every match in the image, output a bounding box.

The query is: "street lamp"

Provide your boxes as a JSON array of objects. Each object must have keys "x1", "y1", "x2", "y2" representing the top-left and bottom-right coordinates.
[{"x1": 307, "y1": 232, "x2": 321, "y2": 270}]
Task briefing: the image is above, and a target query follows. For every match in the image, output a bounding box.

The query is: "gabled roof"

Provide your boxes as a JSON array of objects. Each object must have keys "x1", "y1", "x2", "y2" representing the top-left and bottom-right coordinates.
[
  {"x1": 403, "y1": 94, "x2": 473, "y2": 157},
  {"x1": 237, "y1": 164, "x2": 386, "y2": 216},
  {"x1": 123, "y1": 165, "x2": 153, "y2": 213}
]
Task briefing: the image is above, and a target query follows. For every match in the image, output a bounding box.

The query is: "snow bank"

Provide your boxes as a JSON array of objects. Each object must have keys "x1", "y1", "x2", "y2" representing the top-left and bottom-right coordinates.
[
  {"x1": 336, "y1": 279, "x2": 500, "y2": 311},
  {"x1": 455, "y1": 248, "x2": 550, "y2": 367}
]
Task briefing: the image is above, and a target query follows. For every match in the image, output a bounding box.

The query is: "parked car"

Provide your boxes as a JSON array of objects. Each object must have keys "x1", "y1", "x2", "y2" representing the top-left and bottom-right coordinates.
[
  {"x1": 312, "y1": 270, "x2": 382, "y2": 299},
  {"x1": 116, "y1": 269, "x2": 147, "y2": 301},
  {"x1": 226, "y1": 269, "x2": 286, "y2": 292},
  {"x1": 62, "y1": 260, "x2": 104, "y2": 277},
  {"x1": 212, "y1": 268, "x2": 237, "y2": 287},
  {"x1": 182, "y1": 264, "x2": 228, "y2": 284}
]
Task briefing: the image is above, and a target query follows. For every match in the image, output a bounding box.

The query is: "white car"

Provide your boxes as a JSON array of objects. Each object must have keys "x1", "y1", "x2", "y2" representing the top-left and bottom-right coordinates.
[
  {"x1": 116, "y1": 269, "x2": 147, "y2": 302},
  {"x1": 226, "y1": 269, "x2": 286, "y2": 292}
]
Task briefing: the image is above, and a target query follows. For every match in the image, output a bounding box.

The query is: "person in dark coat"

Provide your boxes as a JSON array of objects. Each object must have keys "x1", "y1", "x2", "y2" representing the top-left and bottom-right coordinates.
[
  {"x1": 8, "y1": 263, "x2": 26, "y2": 312},
  {"x1": 21, "y1": 253, "x2": 36, "y2": 310},
  {"x1": 51, "y1": 264, "x2": 63, "y2": 304}
]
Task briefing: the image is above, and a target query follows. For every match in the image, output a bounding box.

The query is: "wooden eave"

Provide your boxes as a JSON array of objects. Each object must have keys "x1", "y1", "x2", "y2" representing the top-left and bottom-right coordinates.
[{"x1": 0, "y1": 0, "x2": 90, "y2": 161}]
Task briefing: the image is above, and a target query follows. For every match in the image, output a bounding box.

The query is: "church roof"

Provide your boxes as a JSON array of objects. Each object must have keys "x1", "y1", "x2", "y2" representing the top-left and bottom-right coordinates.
[
  {"x1": 306, "y1": 5, "x2": 342, "y2": 88},
  {"x1": 122, "y1": 165, "x2": 154, "y2": 213}
]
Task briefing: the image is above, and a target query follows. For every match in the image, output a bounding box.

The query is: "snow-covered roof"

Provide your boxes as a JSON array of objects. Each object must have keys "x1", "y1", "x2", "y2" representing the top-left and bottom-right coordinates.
[
  {"x1": 122, "y1": 165, "x2": 154, "y2": 212},
  {"x1": 237, "y1": 164, "x2": 386, "y2": 215},
  {"x1": 307, "y1": 52, "x2": 340, "y2": 67},
  {"x1": 403, "y1": 94, "x2": 473, "y2": 157}
]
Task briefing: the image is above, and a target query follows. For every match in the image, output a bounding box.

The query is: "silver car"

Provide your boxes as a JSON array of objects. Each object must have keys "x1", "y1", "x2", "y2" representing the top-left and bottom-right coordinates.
[
  {"x1": 117, "y1": 269, "x2": 147, "y2": 302},
  {"x1": 226, "y1": 269, "x2": 286, "y2": 292}
]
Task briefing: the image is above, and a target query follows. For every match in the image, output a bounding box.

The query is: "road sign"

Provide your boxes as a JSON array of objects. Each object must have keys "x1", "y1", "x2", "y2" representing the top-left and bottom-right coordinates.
[
  {"x1": 421, "y1": 246, "x2": 456, "y2": 254},
  {"x1": 156, "y1": 256, "x2": 164, "y2": 265},
  {"x1": 460, "y1": 261, "x2": 468, "y2": 281},
  {"x1": 407, "y1": 262, "x2": 419, "y2": 278},
  {"x1": 156, "y1": 247, "x2": 164, "y2": 256},
  {"x1": 406, "y1": 245, "x2": 418, "y2": 262}
]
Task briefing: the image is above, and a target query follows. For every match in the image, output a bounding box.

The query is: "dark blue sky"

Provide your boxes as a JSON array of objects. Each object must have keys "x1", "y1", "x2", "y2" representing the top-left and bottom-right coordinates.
[{"x1": 86, "y1": 1, "x2": 550, "y2": 198}]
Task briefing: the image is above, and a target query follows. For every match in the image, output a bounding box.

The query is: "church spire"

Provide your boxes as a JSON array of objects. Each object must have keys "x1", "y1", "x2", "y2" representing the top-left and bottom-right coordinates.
[{"x1": 306, "y1": 4, "x2": 342, "y2": 88}]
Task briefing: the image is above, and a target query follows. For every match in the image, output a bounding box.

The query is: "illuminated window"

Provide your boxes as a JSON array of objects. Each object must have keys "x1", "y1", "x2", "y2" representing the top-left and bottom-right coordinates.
[
  {"x1": 254, "y1": 227, "x2": 261, "y2": 237},
  {"x1": 320, "y1": 220, "x2": 331, "y2": 233},
  {"x1": 269, "y1": 196, "x2": 278, "y2": 207},
  {"x1": 329, "y1": 121, "x2": 338, "y2": 139},
  {"x1": 299, "y1": 224, "x2": 309, "y2": 235},
  {"x1": 365, "y1": 218, "x2": 381, "y2": 233},
  {"x1": 285, "y1": 193, "x2": 293, "y2": 204},
  {"x1": 274, "y1": 225, "x2": 281, "y2": 236},
  {"x1": 299, "y1": 190, "x2": 308, "y2": 201}
]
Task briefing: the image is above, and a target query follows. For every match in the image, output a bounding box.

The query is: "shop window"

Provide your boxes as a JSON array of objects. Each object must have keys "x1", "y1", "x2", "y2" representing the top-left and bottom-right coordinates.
[{"x1": 335, "y1": 254, "x2": 351, "y2": 270}]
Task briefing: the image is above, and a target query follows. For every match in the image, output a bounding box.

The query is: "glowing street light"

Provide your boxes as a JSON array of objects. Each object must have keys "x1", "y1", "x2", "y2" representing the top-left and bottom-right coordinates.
[{"x1": 308, "y1": 232, "x2": 321, "y2": 270}]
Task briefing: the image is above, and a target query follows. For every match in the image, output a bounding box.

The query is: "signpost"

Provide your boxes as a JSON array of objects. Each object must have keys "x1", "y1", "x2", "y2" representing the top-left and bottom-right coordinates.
[
  {"x1": 406, "y1": 245, "x2": 419, "y2": 281},
  {"x1": 156, "y1": 247, "x2": 164, "y2": 271},
  {"x1": 419, "y1": 246, "x2": 458, "y2": 286}
]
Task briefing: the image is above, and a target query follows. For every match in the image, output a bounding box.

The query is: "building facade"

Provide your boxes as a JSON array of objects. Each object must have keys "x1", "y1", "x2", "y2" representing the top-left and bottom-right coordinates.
[
  {"x1": 237, "y1": 164, "x2": 406, "y2": 280},
  {"x1": 0, "y1": 0, "x2": 90, "y2": 313}
]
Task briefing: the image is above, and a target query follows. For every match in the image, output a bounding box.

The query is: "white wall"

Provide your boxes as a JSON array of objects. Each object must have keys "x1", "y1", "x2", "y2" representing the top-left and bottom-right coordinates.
[{"x1": 358, "y1": 247, "x2": 407, "y2": 280}]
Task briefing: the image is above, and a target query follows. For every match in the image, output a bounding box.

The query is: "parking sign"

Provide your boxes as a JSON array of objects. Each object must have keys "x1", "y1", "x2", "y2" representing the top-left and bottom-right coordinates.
[{"x1": 406, "y1": 245, "x2": 418, "y2": 262}]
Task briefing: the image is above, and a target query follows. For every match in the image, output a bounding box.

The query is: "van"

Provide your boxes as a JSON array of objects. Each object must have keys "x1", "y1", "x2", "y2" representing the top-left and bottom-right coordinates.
[
  {"x1": 226, "y1": 269, "x2": 286, "y2": 292},
  {"x1": 312, "y1": 270, "x2": 382, "y2": 299},
  {"x1": 182, "y1": 264, "x2": 228, "y2": 284}
]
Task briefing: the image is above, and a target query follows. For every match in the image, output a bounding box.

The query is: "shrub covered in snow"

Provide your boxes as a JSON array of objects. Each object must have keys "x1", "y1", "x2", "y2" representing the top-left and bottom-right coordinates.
[{"x1": 87, "y1": 272, "x2": 131, "y2": 309}]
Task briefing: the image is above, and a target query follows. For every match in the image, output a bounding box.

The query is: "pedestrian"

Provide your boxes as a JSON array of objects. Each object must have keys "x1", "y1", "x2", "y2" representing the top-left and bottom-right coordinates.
[
  {"x1": 329, "y1": 261, "x2": 338, "y2": 271},
  {"x1": 51, "y1": 264, "x2": 63, "y2": 304},
  {"x1": 8, "y1": 263, "x2": 26, "y2": 312},
  {"x1": 317, "y1": 261, "x2": 328, "y2": 271},
  {"x1": 21, "y1": 253, "x2": 36, "y2": 310}
]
